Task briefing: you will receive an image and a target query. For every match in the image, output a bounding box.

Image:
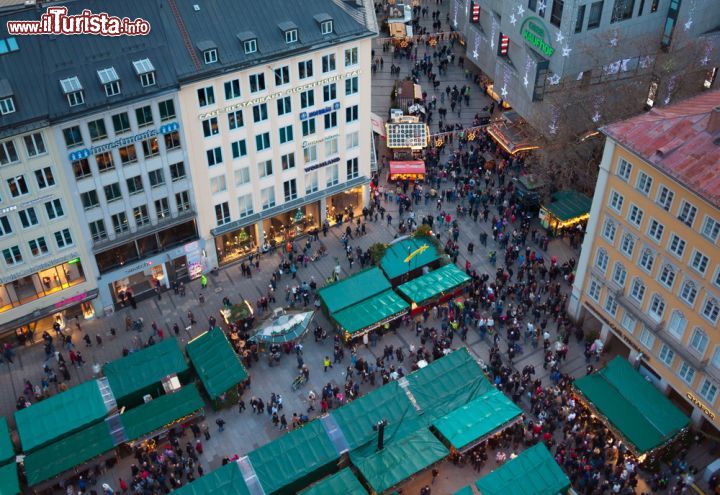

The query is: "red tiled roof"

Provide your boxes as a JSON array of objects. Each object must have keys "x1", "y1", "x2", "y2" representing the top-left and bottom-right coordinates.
[{"x1": 602, "y1": 90, "x2": 720, "y2": 209}]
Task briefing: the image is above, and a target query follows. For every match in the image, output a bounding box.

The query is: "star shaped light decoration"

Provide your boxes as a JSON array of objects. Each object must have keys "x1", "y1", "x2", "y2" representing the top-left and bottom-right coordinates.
[
  {"x1": 549, "y1": 124, "x2": 558, "y2": 135},
  {"x1": 473, "y1": 49, "x2": 479, "y2": 58},
  {"x1": 523, "y1": 74, "x2": 529, "y2": 87},
  {"x1": 555, "y1": 31, "x2": 564, "y2": 43},
  {"x1": 591, "y1": 112, "x2": 601, "y2": 123},
  {"x1": 562, "y1": 45, "x2": 572, "y2": 57},
  {"x1": 516, "y1": 5, "x2": 525, "y2": 17},
  {"x1": 500, "y1": 85, "x2": 508, "y2": 98},
  {"x1": 510, "y1": 13, "x2": 517, "y2": 25},
  {"x1": 609, "y1": 37, "x2": 618, "y2": 47},
  {"x1": 548, "y1": 73, "x2": 561, "y2": 85},
  {"x1": 684, "y1": 20, "x2": 693, "y2": 31},
  {"x1": 701, "y1": 55, "x2": 710, "y2": 66}
]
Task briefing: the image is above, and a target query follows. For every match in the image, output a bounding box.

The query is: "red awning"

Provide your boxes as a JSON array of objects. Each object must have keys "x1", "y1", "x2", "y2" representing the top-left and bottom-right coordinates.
[{"x1": 389, "y1": 161, "x2": 425, "y2": 175}]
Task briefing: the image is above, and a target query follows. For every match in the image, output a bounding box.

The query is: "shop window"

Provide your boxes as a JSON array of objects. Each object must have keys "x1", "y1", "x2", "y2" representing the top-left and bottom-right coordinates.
[
  {"x1": 157, "y1": 220, "x2": 198, "y2": 251},
  {"x1": 137, "y1": 233, "x2": 160, "y2": 257},
  {"x1": 216, "y1": 225, "x2": 257, "y2": 265},
  {"x1": 96, "y1": 242, "x2": 140, "y2": 273}
]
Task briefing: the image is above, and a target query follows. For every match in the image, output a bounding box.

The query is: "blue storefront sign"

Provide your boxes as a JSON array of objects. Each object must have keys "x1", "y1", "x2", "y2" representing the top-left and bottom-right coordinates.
[
  {"x1": 299, "y1": 101, "x2": 341, "y2": 121},
  {"x1": 68, "y1": 122, "x2": 180, "y2": 161}
]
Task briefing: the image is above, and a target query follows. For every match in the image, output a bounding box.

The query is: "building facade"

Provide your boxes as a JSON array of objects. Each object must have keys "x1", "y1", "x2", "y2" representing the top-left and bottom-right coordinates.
[
  {"x1": 570, "y1": 90, "x2": 720, "y2": 433},
  {"x1": 454, "y1": 0, "x2": 720, "y2": 136}
]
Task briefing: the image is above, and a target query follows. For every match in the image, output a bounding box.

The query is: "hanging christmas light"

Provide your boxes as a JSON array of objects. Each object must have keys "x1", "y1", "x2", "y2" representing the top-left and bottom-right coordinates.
[
  {"x1": 548, "y1": 105, "x2": 560, "y2": 136},
  {"x1": 473, "y1": 31, "x2": 482, "y2": 59},
  {"x1": 663, "y1": 76, "x2": 677, "y2": 105}
]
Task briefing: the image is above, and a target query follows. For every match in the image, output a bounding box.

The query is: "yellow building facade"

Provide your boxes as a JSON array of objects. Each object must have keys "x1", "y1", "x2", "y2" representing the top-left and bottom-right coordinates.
[{"x1": 570, "y1": 92, "x2": 720, "y2": 434}]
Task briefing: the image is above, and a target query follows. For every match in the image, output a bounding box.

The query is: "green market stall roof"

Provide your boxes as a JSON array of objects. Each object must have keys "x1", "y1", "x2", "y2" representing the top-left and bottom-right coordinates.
[
  {"x1": 248, "y1": 419, "x2": 341, "y2": 495},
  {"x1": 120, "y1": 385, "x2": 204, "y2": 442},
  {"x1": 332, "y1": 290, "x2": 409, "y2": 335},
  {"x1": 574, "y1": 356, "x2": 690, "y2": 454},
  {"x1": 186, "y1": 327, "x2": 248, "y2": 399},
  {"x1": 475, "y1": 443, "x2": 570, "y2": 495},
  {"x1": 103, "y1": 339, "x2": 189, "y2": 407},
  {"x1": 0, "y1": 463, "x2": 19, "y2": 495},
  {"x1": 0, "y1": 418, "x2": 14, "y2": 465},
  {"x1": 352, "y1": 428, "x2": 449, "y2": 494},
  {"x1": 299, "y1": 468, "x2": 368, "y2": 495},
  {"x1": 397, "y1": 264, "x2": 471, "y2": 304},
  {"x1": 23, "y1": 421, "x2": 115, "y2": 486},
  {"x1": 317, "y1": 267, "x2": 391, "y2": 314},
  {"x1": 432, "y1": 389, "x2": 522, "y2": 450},
  {"x1": 542, "y1": 190, "x2": 592, "y2": 222},
  {"x1": 380, "y1": 237, "x2": 441, "y2": 280},
  {"x1": 172, "y1": 461, "x2": 250, "y2": 495},
  {"x1": 453, "y1": 486, "x2": 475, "y2": 495},
  {"x1": 14, "y1": 379, "x2": 108, "y2": 452}
]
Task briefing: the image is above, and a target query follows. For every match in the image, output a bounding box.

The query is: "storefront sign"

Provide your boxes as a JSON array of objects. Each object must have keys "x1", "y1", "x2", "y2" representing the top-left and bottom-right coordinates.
[
  {"x1": 0, "y1": 253, "x2": 80, "y2": 285},
  {"x1": 198, "y1": 69, "x2": 362, "y2": 120},
  {"x1": 300, "y1": 101, "x2": 341, "y2": 121},
  {"x1": 520, "y1": 17, "x2": 555, "y2": 57},
  {"x1": 68, "y1": 122, "x2": 180, "y2": 161},
  {"x1": 302, "y1": 133, "x2": 339, "y2": 149},
  {"x1": 686, "y1": 393, "x2": 716, "y2": 420},
  {"x1": 121, "y1": 260, "x2": 154, "y2": 274},
  {"x1": 304, "y1": 155, "x2": 340, "y2": 172},
  {"x1": 54, "y1": 292, "x2": 88, "y2": 309}
]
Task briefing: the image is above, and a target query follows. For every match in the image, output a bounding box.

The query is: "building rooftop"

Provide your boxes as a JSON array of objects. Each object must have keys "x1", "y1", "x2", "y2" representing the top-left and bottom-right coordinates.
[{"x1": 602, "y1": 90, "x2": 720, "y2": 209}]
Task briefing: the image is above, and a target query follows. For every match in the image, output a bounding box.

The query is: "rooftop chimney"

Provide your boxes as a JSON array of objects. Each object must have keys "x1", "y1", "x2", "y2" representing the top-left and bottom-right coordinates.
[{"x1": 708, "y1": 106, "x2": 720, "y2": 134}]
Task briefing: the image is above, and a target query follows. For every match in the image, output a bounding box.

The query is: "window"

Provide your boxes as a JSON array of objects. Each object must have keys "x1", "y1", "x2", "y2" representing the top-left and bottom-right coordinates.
[
  {"x1": 235, "y1": 167, "x2": 250, "y2": 186},
  {"x1": 7, "y1": 175, "x2": 28, "y2": 197},
  {"x1": 2, "y1": 246, "x2": 22, "y2": 266},
  {"x1": 133, "y1": 107, "x2": 153, "y2": 130},
  {"x1": 602, "y1": 218, "x2": 617, "y2": 242},
  {"x1": 302, "y1": 118, "x2": 316, "y2": 136},
  {"x1": 575, "y1": 4, "x2": 586, "y2": 31},
  {"x1": 678, "y1": 361, "x2": 696, "y2": 385},
  {"x1": 283, "y1": 179, "x2": 297, "y2": 201},
  {"x1": 154, "y1": 198, "x2": 169, "y2": 220},
  {"x1": 54, "y1": 228, "x2": 73, "y2": 248},
  {"x1": 285, "y1": 29, "x2": 298, "y2": 44},
  {"x1": 80, "y1": 190, "x2": 99, "y2": 209},
  {"x1": 18, "y1": 207, "x2": 38, "y2": 228},
  {"x1": 62, "y1": 126, "x2": 83, "y2": 148},
  {"x1": 611, "y1": 0, "x2": 635, "y2": 22},
  {"x1": 324, "y1": 111, "x2": 337, "y2": 129},
  {"x1": 274, "y1": 66, "x2": 290, "y2": 86},
  {"x1": 325, "y1": 136, "x2": 338, "y2": 156},
  {"x1": 690, "y1": 328, "x2": 709, "y2": 356},
  {"x1": 612, "y1": 263, "x2": 627, "y2": 287},
  {"x1": 604, "y1": 293, "x2": 618, "y2": 316},
  {"x1": 638, "y1": 248, "x2": 654, "y2": 272},
  {"x1": 255, "y1": 132, "x2": 270, "y2": 151},
  {"x1": 690, "y1": 250, "x2": 709, "y2": 275},
  {"x1": 699, "y1": 379, "x2": 718, "y2": 404},
  {"x1": 322, "y1": 53, "x2": 336, "y2": 73},
  {"x1": 639, "y1": 326, "x2": 655, "y2": 349},
  {"x1": 207, "y1": 147, "x2": 223, "y2": 167},
  {"x1": 253, "y1": 103, "x2": 268, "y2": 123},
  {"x1": 595, "y1": 248, "x2": 609, "y2": 273},
  {"x1": 345, "y1": 76, "x2": 359, "y2": 95},
  {"x1": 203, "y1": 48, "x2": 218, "y2": 64},
  {"x1": 224, "y1": 79, "x2": 241, "y2": 100},
  {"x1": 111, "y1": 212, "x2": 129, "y2": 234},
  {"x1": 281, "y1": 152, "x2": 295, "y2": 171},
  {"x1": 550, "y1": 0, "x2": 564, "y2": 26},
  {"x1": 616, "y1": 158, "x2": 632, "y2": 180},
  {"x1": 347, "y1": 131, "x2": 359, "y2": 149},
  {"x1": 244, "y1": 39, "x2": 257, "y2": 54},
  {"x1": 169, "y1": 161, "x2": 186, "y2": 181},
  {"x1": 647, "y1": 219, "x2": 664, "y2": 242},
  {"x1": 298, "y1": 60, "x2": 313, "y2": 79},
  {"x1": 203, "y1": 117, "x2": 219, "y2": 137},
  {"x1": 630, "y1": 278, "x2": 646, "y2": 303},
  {"x1": 238, "y1": 194, "x2": 254, "y2": 217},
  {"x1": 678, "y1": 201, "x2": 698, "y2": 228},
  {"x1": 112, "y1": 112, "x2": 131, "y2": 134},
  {"x1": 148, "y1": 169, "x2": 165, "y2": 188},
  {"x1": 215, "y1": 202, "x2": 231, "y2": 226},
  {"x1": 627, "y1": 204, "x2": 643, "y2": 228},
  {"x1": 94, "y1": 152, "x2": 114, "y2": 173},
  {"x1": 176, "y1": 191, "x2": 191, "y2": 212},
  {"x1": 300, "y1": 89, "x2": 315, "y2": 109},
  {"x1": 636, "y1": 171, "x2": 652, "y2": 195},
  {"x1": 608, "y1": 190, "x2": 624, "y2": 213},
  {"x1": 305, "y1": 171, "x2": 318, "y2": 194},
  {"x1": 228, "y1": 110, "x2": 244, "y2": 130},
  {"x1": 701, "y1": 216, "x2": 720, "y2": 242},
  {"x1": 231, "y1": 139, "x2": 247, "y2": 158},
  {"x1": 210, "y1": 175, "x2": 227, "y2": 194},
  {"x1": 197, "y1": 87, "x2": 215, "y2": 107},
  {"x1": 0, "y1": 216, "x2": 11, "y2": 236},
  {"x1": 680, "y1": 281, "x2": 698, "y2": 306},
  {"x1": 139, "y1": 68, "x2": 156, "y2": 87},
  {"x1": 118, "y1": 145, "x2": 137, "y2": 165},
  {"x1": 165, "y1": 131, "x2": 181, "y2": 151},
  {"x1": 346, "y1": 157, "x2": 359, "y2": 180},
  {"x1": 132, "y1": 205, "x2": 150, "y2": 227},
  {"x1": 703, "y1": 298, "x2": 719, "y2": 324},
  {"x1": 303, "y1": 144, "x2": 317, "y2": 163},
  {"x1": 346, "y1": 105, "x2": 359, "y2": 123},
  {"x1": 104, "y1": 183, "x2": 122, "y2": 203},
  {"x1": 658, "y1": 264, "x2": 676, "y2": 289},
  {"x1": 587, "y1": 279, "x2": 602, "y2": 301},
  {"x1": 65, "y1": 89, "x2": 84, "y2": 106},
  {"x1": 277, "y1": 96, "x2": 292, "y2": 116},
  {"x1": 656, "y1": 185, "x2": 674, "y2": 211},
  {"x1": 321, "y1": 20, "x2": 333, "y2": 35},
  {"x1": 44, "y1": 199, "x2": 64, "y2": 220},
  {"x1": 0, "y1": 97, "x2": 15, "y2": 115},
  {"x1": 249, "y1": 73, "x2": 266, "y2": 93},
  {"x1": 649, "y1": 294, "x2": 665, "y2": 320},
  {"x1": 60, "y1": 78, "x2": 83, "y2": 105},
  {"x1": 261, "y1": 186, "x2": 276, "y2": 209},
  {"x1": 326, "y1": 163, "x2": 339, "y2": 187},
  {"x1": 159, "y1": 99, "x2": 176, "y2": 121},
  {"x1": 668, "y1": 234, "x2": 686, "y2": 258},
  {"x1": 126, "y1": 176, "x2": 144, "y2": 195},
  {"x1": 345, "y1": 47, "x2": 358, "y2": 66},
  {"x1": 588, "y1": 0, "x2": 604, "y2": 28},
  {"x1": 258, "y1": 160, "x2": 273, "y2": 178},
  {"x1": 71, "y1": 159, "x2": 91, "y2": 180},
  {"x1": 323, "y1": 83, "x2": 337, "y2": 102},
  {"x1": 89, "y1": 219, "x2": 107, "y2": 241},
  {"x1": 621, "y1": 313, "x2": 636, "y2": 333},
  {"x1": 620, "y1": 233, "x2": 635, "y2": 257},
  {"x1": 141, "y1": 137, "x2": 159, "y2": 158},
  {"x1": 667, "y1": 311, "x2": 688, "y2": 338},
  {"x1": 34, "y1": 167, "x2": 55, "y2": 190},
  {"x1": 24, "y1": 132, "x2": 46, "y2": 157},
  {"x1": 650, "y1": 0, "x2": 659, "y2": 11},
  {"x1": 658, "y1": 344, "x2": 675, "y2": 366}
]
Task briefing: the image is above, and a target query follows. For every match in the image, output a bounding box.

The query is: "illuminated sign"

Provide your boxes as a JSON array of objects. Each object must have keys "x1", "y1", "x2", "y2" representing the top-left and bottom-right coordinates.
[
  {"x1": 300, "y1": 101, "x2": 341, "y2": 121},
  {"x1": 68, "y1": 122, "x2": 180, "y2": 161},
  {"x1": 499, "y1": 33, "x2": 509, "y2": 55},
  {"x1": 302, "y1": 133, "x2": 339, "y2": 149},
  {"x1": 520, "y1": 17, "x2": 555, "y2": 57},
  {"x1": 304, "y1": 155, "x2": 340, "y2": 172},
  {"x1": 470, "y1": 1, "x2": 480, "y2": 23},
  {"x1": 687, "y1": 393, "x2": 716, "y2": 420}
]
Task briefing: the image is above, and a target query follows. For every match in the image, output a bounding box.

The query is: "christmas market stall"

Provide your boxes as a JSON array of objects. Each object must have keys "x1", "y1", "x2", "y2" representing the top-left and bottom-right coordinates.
[
  {"x1": 0, "y1": 418, "x2": 19, "y2": 495},
  {"x1": 380, "y1": 237, "x2": 442, "y2": 286},
  {"x1": 317, "y1": 266, "x2": 393, "y2": 318},
  {"x1": 249, "y1": 310, "x2": 315, "y2": 347},
  {"x1": 573, "y1": 357, "x2": 690, "y2": 466},
  {"x1": 299, "y1": 468, "x2": 368, "y2": 495},
  {"x1": 474, "y1": 443, "x2": 571, "y2": 495},
  {"x1": 172, "y1": 460, "x2": 253, "y2": 495},
  {"x1": 385, "y1": 114, "x2": 429, "y2": 178},
  {"x1": 391, "y1": 80, "x2": 423, "y2": 113},
  {"x1": 397, "y1": 264, "x2": 470, "y2": 315},
  {"x1": 331, "y1": 289, "x2": 409, "y2": 341},
  {"x1": 485, "y1": 111, "x2": 540, "y2": 156},
  {"x1": 386, "y1": 2, "x2": 413, "y2": 38},
  {"x1": 539, "y1": 189, "x2": 592, "y2": 237},
  {"x1": 389, "y1": 160, "x2": 426, "y2": 182}
]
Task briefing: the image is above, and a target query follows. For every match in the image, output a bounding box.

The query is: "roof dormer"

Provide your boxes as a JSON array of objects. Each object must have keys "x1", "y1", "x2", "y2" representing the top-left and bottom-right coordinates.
[
  {"x1": 132, "y1": 58, "x2": 156, "y2": 87},
  {"x1": 197, "y1": 40, "x2": 218, "y2": 64},
  {"x1": 278, "y1": 21, "x2": 299, "y2": 44},
  {"x1": 60, "y1": 76, "x2": 84, "y2": 107},
  {"x1": 237, "y1": 31, "x2": 258, "y2": 55},
  {"x1": 97, "y1": 67, "x2": 120, "y2": 97},
  {"x1": 314, "y1": 14, "x2": 334, "y2": 35},
  {"x1": 0, "y1": 79, "x2": 15, "y2": 115}
]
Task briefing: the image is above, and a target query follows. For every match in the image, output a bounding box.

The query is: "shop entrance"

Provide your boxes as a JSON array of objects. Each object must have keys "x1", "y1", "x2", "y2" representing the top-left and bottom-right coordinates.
[
  {"x1": 262, "y1": 203, "x2": 320, "y2": 247},
  {"x1": 326, "y1": 187, "x2": 364, "y2": 225}
]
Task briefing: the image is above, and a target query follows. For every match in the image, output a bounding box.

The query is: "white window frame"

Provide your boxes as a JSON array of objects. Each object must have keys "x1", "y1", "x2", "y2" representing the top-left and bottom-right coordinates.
[
  {"x1": 648, "y1": 293, "x2": 665, "y2": 321},
  {"x1": 621, "y1": 313, "x2": 636, "y2": 334},
  {"x1": 285, "y1": 29, "x2": 298, "y2": 44},
  {"x1": 677, "y1": 361, "x2": 696, "y2": 385},
  {"x1": 655, "y1": 184, "x2": 674, "y2": 211},
  {"x1": 689, "y1": 327, "x2": 709, "y2": 357},
  {"x1": 604, "y1": 293, "x2": 618, "y2": 317},
  {"x1": 235, "y1": 167, "x2": 250, "y2": 186},
  {"x1": 667, "y1": 233, "x2": 686, "y2": 259},
  {"x1": 702, "y1": 297, "x2": 719, "y2": 324},
  {"x1": 658, "y1": 344, "x2": 675, "y2": 367},
  {"x1": 639, "y1": 326, "x2": 655, "y2": 349},
  {"x1": 646, "y1": 219, "x2": 664, "y2": 243},
  {"x1": 698, "y1": 379, "x2": 718, "y2": 405},
  {"x1": 602, "y1": 218, "x2": 617, "y2": 243},
  {"x1": 667, "y1": 310, "x2": 687, "y2": 340},
  {"x1": 344, "y1": 47, "x2": 358, "y2": 66},
  {"x1": 616, "y1": 157, "x2": 632, "y2": 181},
  {"x1": 638, "y1": 248, "x2": 655, "y2": 273},
  {"x1": 608, "y1": 190, "x2": 624, "y2": 213},
  {"x1": 587, "y1": 278, "x2": 602, "y2": 302},
  {"x1": 677, "y1": 200, "x2": 698, "y2": 228},
  {"x1": 657, "y1": 263, "x2": 676, "y2": 289},
  {"x1": 244, "y1": 39, "x2": 257, "y2": 54},
  {"x1": 595, "y1": 248, "x2": 609, "y2": 273},
  {"x1": 679, "y1": 280, "x2": 698, "y2": 307},
  {"x1": 0, "y1": 96, "x2": 15, "y2": 115},
  {"x1": 611, "y1": 262, "x2": 627, "y2": 288},
  {"x1": 24, "y1": 132, "x2": 46, "y2": 157},
  {"x1": 690, "y1": 250, "x2": 709, "y2": 276},
  {"x1": 635, "y1": 171, "x2": 652, "y2": 195},
  {"x1": 627, "y1": 204, "x2": 643, "y2": 228},
  {"x1": 620, "y1": 233, "x2": 635, "y2": 258},
  {"x1": 701, "y1": 216, "x2": 720, "y2": 242},
  {"x1": 630, "y1": 278, "x2": 646, "y2": 304},
  {"x1": 204, "y1": 48, "x2": 218, "y2": 64},
  {"x1": 321, "y1": 20, "x2": 333, "y2": 35},
  {"x1": 238, "y1": 193, "x2": 254, "y2": 218}
]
